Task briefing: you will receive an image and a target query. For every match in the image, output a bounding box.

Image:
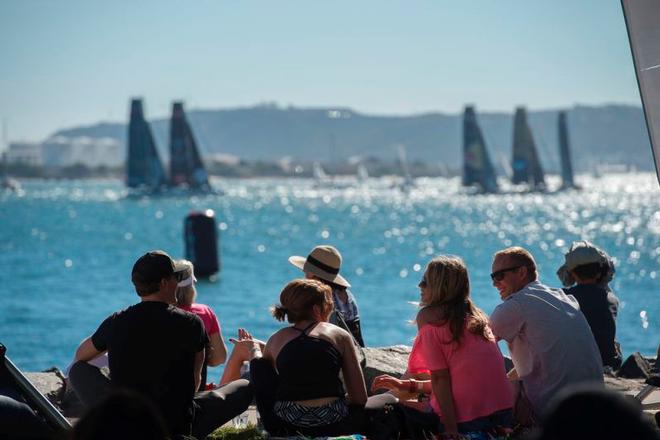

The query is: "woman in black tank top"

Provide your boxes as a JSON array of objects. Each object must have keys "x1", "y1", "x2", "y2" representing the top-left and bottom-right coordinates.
[{"x1": 231, "y1": 279, "x2": 368, "y2": 437}]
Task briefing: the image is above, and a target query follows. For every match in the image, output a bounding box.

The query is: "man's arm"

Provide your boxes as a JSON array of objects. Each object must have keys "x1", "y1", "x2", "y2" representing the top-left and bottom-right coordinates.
[
  {"x1": 193, "y1": 348, "x2": 205, "y2": 392},
  {"x1": 489, "y1": 300, "x2": 524, "y2": 342},
  {"x1": 74, "y1": 337, "x2": 104, "y2": 362}
]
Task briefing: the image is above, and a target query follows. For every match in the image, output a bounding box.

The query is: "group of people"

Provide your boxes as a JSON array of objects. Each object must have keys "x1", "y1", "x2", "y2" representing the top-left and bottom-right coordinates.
[{"x1": 58, "y1": 240, "x2": 649, "y2": 439}]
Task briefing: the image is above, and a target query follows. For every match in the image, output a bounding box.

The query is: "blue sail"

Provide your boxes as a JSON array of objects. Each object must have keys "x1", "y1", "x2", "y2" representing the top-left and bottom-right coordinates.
[
  {"x1": 558, "y1": 111, "x2": 577, "y2": 189},
  {"x1": 462, "y1": 106, "x2": 499, "y2": 193},
  {"x1": 169, "y1": 102, "x2": 211, "y2": 190},
  {"x1": 511, "y1": 107, "x2": 545, "y2": 189},
  {"x1": 126, "y1": 99, "x2": 167, "y2": 190}
]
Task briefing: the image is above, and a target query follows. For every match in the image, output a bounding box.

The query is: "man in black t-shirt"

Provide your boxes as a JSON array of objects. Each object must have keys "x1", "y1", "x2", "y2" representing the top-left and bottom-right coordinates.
[{"x1": 70, "y1": 250, "x2": 252, "y2": 438}]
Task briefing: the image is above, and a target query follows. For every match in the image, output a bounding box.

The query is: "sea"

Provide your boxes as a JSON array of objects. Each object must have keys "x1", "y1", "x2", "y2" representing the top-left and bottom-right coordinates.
[{"x1": 1, "y1": 174, "x2": 659, "y2": 382}]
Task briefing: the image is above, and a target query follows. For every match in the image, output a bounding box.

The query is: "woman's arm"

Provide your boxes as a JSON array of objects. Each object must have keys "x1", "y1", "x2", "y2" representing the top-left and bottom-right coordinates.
[
  {"x1": 340, "y1": 331, "x2": 368, "y2": 406},
  {"x1": 430, "y1": 369, "x2": 459, "y2": 436},
  {"x1": 206, "y1": 330, "x2": 228, "y2": 367}
]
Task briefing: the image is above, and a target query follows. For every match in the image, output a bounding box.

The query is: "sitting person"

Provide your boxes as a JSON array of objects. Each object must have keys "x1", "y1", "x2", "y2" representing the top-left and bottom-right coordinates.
[
  {"x1": 233, "y1": 279, "x2": 368, "y2": 437},
  {"x1": 372, "y1": 256, "x2": 513, "y2": 439},
  {"x1": 174, "y1": 259, "x2": 227, "y2": 389},
  {"x1": 489, "y1": 246, "x2": 603, "y2": 425},
  {"x1": 69, "y1": 250, "x2": 252, "y2": 439},
  {"x1": 289, "y1": 245, "x2": 365, "y2": 346},
  {"x1": 556, "y1": 241, "x2": 622, "y2": 369}
]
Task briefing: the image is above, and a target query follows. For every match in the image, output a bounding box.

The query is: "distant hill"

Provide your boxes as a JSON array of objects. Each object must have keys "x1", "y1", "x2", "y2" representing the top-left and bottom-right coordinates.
[{"x1": 50, "y1": 103, "x2": 653, "y2": 172}]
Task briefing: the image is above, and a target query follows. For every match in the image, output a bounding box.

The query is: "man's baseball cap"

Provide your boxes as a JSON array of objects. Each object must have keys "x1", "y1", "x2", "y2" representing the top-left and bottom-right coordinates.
[{"x1": 131, "y1": 250, "x2": 175, "y2": 285}]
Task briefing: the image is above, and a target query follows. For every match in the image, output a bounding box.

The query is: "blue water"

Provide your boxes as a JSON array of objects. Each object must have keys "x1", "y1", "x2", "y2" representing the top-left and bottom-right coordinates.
[{"x1": 1, "y1": 175, "x2": 659, "y2": 382}]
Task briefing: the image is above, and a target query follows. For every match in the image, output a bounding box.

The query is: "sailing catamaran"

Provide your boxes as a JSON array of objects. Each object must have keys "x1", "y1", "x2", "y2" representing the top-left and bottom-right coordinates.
[
  {"x1": 126, "y1": 99, "x2": 214, "y2": 194},
  {"x1": 169, "y1": 102, "x2": 212, "y2": 192},
  {"x1": 462, "y1": 106, "x2": 499, "y2": 193},
  {"x1": 511, "y1": 107, "x2": 546, "y2": 190},
  {"x1": 557, "y1": 110, "x2": 579, "y2": 189},
  {"x1": 126, "y1": 99, "x2": 168, "y2": 192}
]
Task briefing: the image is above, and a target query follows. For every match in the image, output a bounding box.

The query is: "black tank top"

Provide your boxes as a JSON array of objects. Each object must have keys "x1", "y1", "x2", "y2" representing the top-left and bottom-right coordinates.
[{"x1": 275, "y1": 322, "x2": 345, "y2": 401}]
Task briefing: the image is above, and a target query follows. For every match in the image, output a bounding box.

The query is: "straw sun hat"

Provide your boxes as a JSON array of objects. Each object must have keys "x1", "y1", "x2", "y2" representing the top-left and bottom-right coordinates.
[
  {"x1": 288, "y1": 245, "x2": 351, "y2": 288},
  {"x1": 556, "y1": 240, "x2": 615, "y2": 287}
]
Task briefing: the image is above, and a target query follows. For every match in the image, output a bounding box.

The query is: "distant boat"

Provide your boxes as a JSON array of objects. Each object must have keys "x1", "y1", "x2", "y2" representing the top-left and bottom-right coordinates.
[
  {"x1": 356, "y1": 163, "x2": 369, "y2": 182},
  {"x1": 169, "y1": 102, "x2": 212, "y2": 192},
  {"x1": 557, "y1": 111, "x2": 580, "y2": 189},
  {"x1": 396, "y1": 145, "x2": 415, "y2": 190},
  {"x1": 511, "y1": 107, "x2": 546, "y2": 190},
  {"x1": 462, "y1": 106, "x2": 499, "y2": 193},
  {"x1": 312, "y1": 161, "x2": 329, "y2": 183},
  {"x1": 126, "y1": 99, "x2": 168, "y2": 192}
]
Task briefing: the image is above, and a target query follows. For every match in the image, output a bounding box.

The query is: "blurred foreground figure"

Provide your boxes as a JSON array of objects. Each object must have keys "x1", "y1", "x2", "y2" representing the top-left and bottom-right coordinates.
[{"x1": 533, "y1": 386, "x2": 658, "y2": 440}]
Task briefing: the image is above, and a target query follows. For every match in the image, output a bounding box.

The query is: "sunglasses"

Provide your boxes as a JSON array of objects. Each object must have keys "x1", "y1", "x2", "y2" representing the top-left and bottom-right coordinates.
[
  {"x1": 490, "y1": 265, "x2": 524, "y2": 282},
  {"x1": 418, "y1": 277, "x2": 428, "y2": 288}
]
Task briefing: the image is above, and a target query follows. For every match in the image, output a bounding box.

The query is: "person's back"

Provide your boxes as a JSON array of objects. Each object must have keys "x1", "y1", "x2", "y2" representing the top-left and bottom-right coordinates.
[
  {"x1": 275, "y1": 322, "x2": 345, "y2": 402},
  {"x1": 97, "y1": 301, "x2": 205, "y2": 433},
  {"x1": 491, "y1": 281, "x2": 603, "y2": 413},
  {"x1": 564, "y1": 283, "x2": 621, "y2": 369}
]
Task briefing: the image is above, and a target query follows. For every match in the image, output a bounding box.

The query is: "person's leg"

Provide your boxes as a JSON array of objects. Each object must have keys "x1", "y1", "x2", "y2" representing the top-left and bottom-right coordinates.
[
  {"x1": 192, "y1": 379, "x2": 252, "y2": 439},
  {"x1": 68, "y1": 361, "x2": 111, "y2": 408},
  {"x1": 398, "y1": 404, "x2": 441, "y2": 440},
  {"x1": 0, "y1": 395, "x2": 53, "y2": 440}
]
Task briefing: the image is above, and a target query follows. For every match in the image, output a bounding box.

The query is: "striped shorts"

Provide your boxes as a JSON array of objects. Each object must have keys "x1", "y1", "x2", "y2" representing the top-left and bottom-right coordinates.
[{"x1": 273, "y1": 398, "x2": 349, "y2": 427}]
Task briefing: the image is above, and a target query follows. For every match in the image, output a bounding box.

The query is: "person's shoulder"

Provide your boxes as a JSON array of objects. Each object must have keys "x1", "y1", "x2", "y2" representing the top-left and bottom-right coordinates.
[
  {"x1": 191, "y1": 302, "x2": 217, "y2": 316},
  {"x1": 168, "y1": 304, "x2": 205, "y2": 327}
]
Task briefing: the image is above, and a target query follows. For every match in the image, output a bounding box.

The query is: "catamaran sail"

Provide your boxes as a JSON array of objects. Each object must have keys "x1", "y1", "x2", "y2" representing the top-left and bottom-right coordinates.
[
  {"x1": 169, "y1": 102, "x2": 211, "y2": 190},
  {"x1": 558, "y1": 111, "x2": 577, "y2": 189},
  {"x1": 396, "y1": 145, "x2": 414, "y2": 188},
  {"x1": 511, "y1": 107, "x2": 546, "y2": 189},
  {"x1": 126, "y1": 99, "x2": 168, "y2": 190},
  {"x1": 462, "y1": 106, "x2": 499, "y2": 193}
]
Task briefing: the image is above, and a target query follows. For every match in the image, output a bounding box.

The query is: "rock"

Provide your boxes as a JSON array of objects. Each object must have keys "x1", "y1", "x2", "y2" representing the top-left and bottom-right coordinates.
[
  {"x1": 361, "y1": 345, "x2": 410, "y2": 393},
  {"x1": 618, "y1": 352, "x2": 653, "y2": 379},
  {"x1": 24, "y1": 370, "x2": 65, "y2": 406}
]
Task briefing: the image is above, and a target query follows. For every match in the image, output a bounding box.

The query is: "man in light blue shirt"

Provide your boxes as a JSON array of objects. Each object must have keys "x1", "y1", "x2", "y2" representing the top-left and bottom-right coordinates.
[{"x1": 488, "y1": 246, "x2": 603, "y2": 422}]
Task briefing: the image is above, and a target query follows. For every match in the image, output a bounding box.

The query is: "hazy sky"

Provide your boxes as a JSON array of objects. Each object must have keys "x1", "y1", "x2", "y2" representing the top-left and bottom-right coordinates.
[{"x1": 0, "y1": 0, "x2": 641, "y2": 143}]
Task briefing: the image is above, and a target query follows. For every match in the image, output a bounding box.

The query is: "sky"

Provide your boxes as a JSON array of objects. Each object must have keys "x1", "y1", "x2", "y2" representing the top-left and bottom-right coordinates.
[{"x1": 0, "y1": 0, "x2": 642, "y2": 144}]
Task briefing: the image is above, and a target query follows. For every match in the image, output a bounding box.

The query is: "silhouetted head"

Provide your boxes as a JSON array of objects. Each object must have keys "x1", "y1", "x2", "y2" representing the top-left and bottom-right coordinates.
[{"x1": 131, "y1": 250, "x2": 176, "y2": 299}]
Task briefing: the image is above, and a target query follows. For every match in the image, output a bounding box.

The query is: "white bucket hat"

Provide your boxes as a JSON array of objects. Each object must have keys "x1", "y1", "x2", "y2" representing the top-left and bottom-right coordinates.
[
  {"x1": 289, "y1": 245, "x2": 351, "y2": 288},
  {"x1": 557, "y1": 240, "x2": 615, "y2": 287}
]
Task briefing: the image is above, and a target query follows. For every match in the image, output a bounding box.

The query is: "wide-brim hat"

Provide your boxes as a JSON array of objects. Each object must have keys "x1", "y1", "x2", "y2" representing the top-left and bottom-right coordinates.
[
  {"x1": 289, "y1": 245, "x2": 351, "y2": 288},
  {"x1": 557, "y1": 240, "x2": 614, "y2": 286}
]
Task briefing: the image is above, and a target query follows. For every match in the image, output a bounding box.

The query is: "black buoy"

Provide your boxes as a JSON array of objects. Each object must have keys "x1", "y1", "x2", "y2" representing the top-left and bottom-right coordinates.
[{"x1": 184, "y1": 209, "x2": 220, "y2": 278}]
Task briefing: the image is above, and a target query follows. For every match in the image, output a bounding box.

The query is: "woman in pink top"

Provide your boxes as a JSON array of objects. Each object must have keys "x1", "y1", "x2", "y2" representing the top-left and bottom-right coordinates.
[
  {"x1": 372, "y1": 256, "x2": 513, "y2": 439},
  {"x1": 174, "y1": 260, "x2": 228, "y2": 390}
]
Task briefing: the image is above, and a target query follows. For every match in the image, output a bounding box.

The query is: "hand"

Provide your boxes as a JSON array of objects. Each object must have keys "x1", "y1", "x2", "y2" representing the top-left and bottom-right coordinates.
[{"x1": 370, "y1": 374, "x2": 405, "y2": 393}]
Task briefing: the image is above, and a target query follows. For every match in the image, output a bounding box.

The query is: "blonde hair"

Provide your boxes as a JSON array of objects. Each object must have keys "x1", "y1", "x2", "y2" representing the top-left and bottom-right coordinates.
[
  {"x1": 174, "y1": 260, "x2": 197, "y2": 307},
  {"x1": 494, "y1": 246, "x2": 538, "y2": 281},
  {"x1": 421, "y1": 256, "x2": 491, "y2": 342},
  {"x1": 271, "y1": 279, "x2": 334, "y2": 323}
]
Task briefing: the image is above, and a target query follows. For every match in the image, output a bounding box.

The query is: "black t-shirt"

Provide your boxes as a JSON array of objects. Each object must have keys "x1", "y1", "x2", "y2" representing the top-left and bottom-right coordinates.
[
  {"x1": 91, "y1": 301, "x2": 208, "y2": 436},
  {"x1": 564, "y1": 284, "x2": 621, "y2": 369}
]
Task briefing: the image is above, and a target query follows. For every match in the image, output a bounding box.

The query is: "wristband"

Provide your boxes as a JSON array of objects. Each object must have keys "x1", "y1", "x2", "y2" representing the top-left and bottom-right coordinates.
[{"x1": 408, "y1": 380, "x2": 416, "y2": 394}]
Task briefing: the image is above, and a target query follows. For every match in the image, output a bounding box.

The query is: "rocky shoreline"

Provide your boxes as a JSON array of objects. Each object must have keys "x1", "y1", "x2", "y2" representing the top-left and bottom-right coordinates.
[{"x1": 24, "y1": 345, "x2": 659, "y2": 428}]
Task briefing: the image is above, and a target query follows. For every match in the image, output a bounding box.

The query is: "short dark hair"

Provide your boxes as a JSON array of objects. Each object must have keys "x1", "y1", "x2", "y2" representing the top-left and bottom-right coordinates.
[
  {"x1": 131, "y1": 250, "x2": 175, "y2": 296},
  {"x1": 572, "y1": 262, "x2": 606, "y2": 281}
]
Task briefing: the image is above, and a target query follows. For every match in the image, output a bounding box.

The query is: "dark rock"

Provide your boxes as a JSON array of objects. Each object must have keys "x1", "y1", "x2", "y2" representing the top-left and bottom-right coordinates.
[
  {"x1": 362, "y1": 345, "x2": 411, "y2": 394},
  {"x1": 645, "y1": 374, "x2": 660, "y2": 387},
  {"x1": 618, "y1": 352, "x2": 653, "y2": 379}
]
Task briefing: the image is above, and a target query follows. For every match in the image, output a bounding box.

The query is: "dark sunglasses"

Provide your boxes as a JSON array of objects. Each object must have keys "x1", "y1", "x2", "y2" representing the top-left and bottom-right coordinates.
[
  {"x1": 173, "y1": 271, "x2": 186, "y2": 282},
  {"x1": 490, "y1": 265, "x2": 524, "y2": 282},
  {"x1": 418, "y1": 277, "x2": 428, "y2": 288}
]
